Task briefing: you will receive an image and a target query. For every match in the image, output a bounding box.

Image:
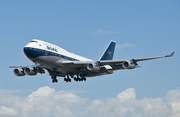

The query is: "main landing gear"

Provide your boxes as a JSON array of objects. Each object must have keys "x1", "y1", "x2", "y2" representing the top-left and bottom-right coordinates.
[
  {"x1": 64, "y1": 74, "x2": 86, "y2": 82},
  {"x1": 51, "y1": 74, "x2": 87, "y2": 83},
  {"x1": 64, "y1": 74, "x2": 71, "y2": 82},
  {"x1": 74, "y1": 74, "x2": 86, "y2": 82}
]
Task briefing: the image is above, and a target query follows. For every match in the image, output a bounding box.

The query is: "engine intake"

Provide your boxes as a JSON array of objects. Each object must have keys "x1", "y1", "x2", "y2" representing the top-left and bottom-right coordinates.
[
  {"x1": 24, "y1": 67, "x2": 37, "y2": 75},
  {"x1": 122, "y1": 60, "x2": 136, "y2": 69},
  {"x1": 13, "y1": 68, "x2": 26, "y2": 76},
  {"x1": 87, "y1": 62, "x2": 100, "y2": 72}
]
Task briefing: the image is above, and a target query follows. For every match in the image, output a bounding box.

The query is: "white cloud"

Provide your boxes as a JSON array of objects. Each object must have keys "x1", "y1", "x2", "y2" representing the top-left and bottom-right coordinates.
[
  {"x1": 93, "y1": 28, "x2": 121, "y2": 36},
  {"x1": 117, "y1": 43, "x2": 135, "y2": 49},
  {"x1": 0, "y1": 86, "x2": 87, "y2": 117},
  {"x1": 54, "y1": 106, "x2": 72, "y2": 117},
  {"x1": 117, "y1": 88, "x2": 136, "y2": 101},
  {"x1": 165, "y1": 88, "x2": 180, "y2": 117},
  {"x1": 0, "y1": 86, "x2": 180, "y2": 117},
  {"x1": 0, "y1": 106, "x2": 17, "y2": 116}
]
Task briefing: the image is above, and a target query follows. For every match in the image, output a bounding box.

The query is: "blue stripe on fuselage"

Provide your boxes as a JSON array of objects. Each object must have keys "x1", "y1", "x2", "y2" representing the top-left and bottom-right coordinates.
[{"x1": 23, "y1": 47, "x2": 79, "y2": 61}]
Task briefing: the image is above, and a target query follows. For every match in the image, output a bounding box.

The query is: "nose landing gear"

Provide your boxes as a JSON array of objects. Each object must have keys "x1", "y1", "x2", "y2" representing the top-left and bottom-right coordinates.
[{"x1": 51, "y1": 75, "x2": 58, "y2": 83}]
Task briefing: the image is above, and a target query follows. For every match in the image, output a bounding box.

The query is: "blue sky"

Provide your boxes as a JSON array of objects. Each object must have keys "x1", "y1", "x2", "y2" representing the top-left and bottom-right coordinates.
[{"x1": 0, "y1": 0, "x2": 180, "y2": 117}]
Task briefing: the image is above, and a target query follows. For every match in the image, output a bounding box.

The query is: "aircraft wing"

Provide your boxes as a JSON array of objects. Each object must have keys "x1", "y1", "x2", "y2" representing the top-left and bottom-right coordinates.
[
  {"x1": 99, "y1": 52, "x2": 175, "y2": 65},
  {"x1": 58, "y1": 52, "x2": 175, "y2": 69},
  {"x1": 134, "y1": 52, "x2": 175, "y2": 62},
  {"x1": 9, "y1": 63, "x2": 44, "y2": 69}
]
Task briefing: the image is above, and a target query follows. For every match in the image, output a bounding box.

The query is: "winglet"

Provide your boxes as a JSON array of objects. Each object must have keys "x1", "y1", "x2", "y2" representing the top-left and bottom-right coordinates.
[{"x1": 165, "y1": 52, "x2": 175, "y2": 57}]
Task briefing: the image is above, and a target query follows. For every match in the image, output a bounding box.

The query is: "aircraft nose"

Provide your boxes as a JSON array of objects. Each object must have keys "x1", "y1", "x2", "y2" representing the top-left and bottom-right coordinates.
[{"x1": 24, "y1": 47, "x2": 36, "y2": 58}]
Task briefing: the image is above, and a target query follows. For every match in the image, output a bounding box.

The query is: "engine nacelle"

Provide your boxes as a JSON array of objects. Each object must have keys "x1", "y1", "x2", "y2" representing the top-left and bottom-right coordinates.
[
  {"x1": 24, "y1": 67, "x2": 37, "y2": 76},
  {"x1": 122, "y1": 60, "x2": 136, "y2": 69},
  {"x1": 13, "y1": 68, "x2": 26, "y2": 76},
  {"x1": 87, "y1": 62, "x2": 100, "y2": 72}
]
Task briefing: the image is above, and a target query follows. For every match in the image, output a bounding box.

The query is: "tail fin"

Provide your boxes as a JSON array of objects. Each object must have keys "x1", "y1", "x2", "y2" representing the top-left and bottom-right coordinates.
[{"x1": 99, "y1": 41, "x2": 116, "y2": 60}]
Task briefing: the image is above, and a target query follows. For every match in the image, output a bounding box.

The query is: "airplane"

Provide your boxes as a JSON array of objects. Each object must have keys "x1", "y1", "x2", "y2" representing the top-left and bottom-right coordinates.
[{"x1": 9, "y1": 39, "x2": 174, "y2": 83}]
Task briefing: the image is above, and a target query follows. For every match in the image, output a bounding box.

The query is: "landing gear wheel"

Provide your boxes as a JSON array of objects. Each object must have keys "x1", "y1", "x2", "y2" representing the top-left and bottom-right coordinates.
[
  {"x1": 68, "y1": 78, "x2": 71, "y2": 82},
  {"x1": 64, "y1": 78, "x2": 67, "y2": 81},
  {"x1": 77, "y1": 78, "x2": 80, "y2": 82},
  {"x1": 52, "y1": 79, "x2": 58, "y2": 83},
  {"x1": 74, "y1": 78, "x2": 78, "y2": 82}
]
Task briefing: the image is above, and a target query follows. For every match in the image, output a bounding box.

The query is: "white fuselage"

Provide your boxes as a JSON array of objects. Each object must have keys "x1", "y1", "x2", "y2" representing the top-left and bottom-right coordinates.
[{"x1": 24, "y1": 39, "x2": 93, "y2": 74}]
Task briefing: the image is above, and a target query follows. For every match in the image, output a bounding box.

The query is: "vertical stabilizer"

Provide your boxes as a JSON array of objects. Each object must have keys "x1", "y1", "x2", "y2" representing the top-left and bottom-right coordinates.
[{"x1": 99, "y1": 41, "x2": 116, "y2": 60}]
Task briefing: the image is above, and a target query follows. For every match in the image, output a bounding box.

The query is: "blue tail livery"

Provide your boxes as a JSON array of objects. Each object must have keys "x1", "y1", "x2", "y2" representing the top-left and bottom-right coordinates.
[{"x1": 99, "y1": 41, "x2": 116, "y2": 60}]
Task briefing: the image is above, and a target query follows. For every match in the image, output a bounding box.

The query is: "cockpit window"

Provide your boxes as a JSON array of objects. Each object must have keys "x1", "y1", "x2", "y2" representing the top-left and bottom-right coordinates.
[{"x1": 30, "y1": 41, "x2": 37, "y2": 43}]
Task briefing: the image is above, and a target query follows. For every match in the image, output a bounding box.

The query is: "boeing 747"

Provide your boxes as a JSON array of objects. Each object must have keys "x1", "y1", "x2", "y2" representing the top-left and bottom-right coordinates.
[{"x1": 10, "y1": 39, "x2": 174, "y2": 83}]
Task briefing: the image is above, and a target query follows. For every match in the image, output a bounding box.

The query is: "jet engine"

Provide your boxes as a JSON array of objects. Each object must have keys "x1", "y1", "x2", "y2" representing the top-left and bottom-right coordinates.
[
  {"x1": 122, "y1": 60, "x2": 137, "y2": 69},
  {"x1": 13, "y1": 68, "x2": 26, "y2": 76},
  {"x1": 87, "y1": 62, "x2": 100, "y2": 72},
  {"x1": 24, "y1": 67, "x2": 37, "y2": 75}
]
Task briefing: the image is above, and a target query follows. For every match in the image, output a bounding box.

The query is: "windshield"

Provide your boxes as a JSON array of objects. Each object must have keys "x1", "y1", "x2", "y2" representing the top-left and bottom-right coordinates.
[{"x1": 30, "y1": 41, "x2": 37, "y2": 43}]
